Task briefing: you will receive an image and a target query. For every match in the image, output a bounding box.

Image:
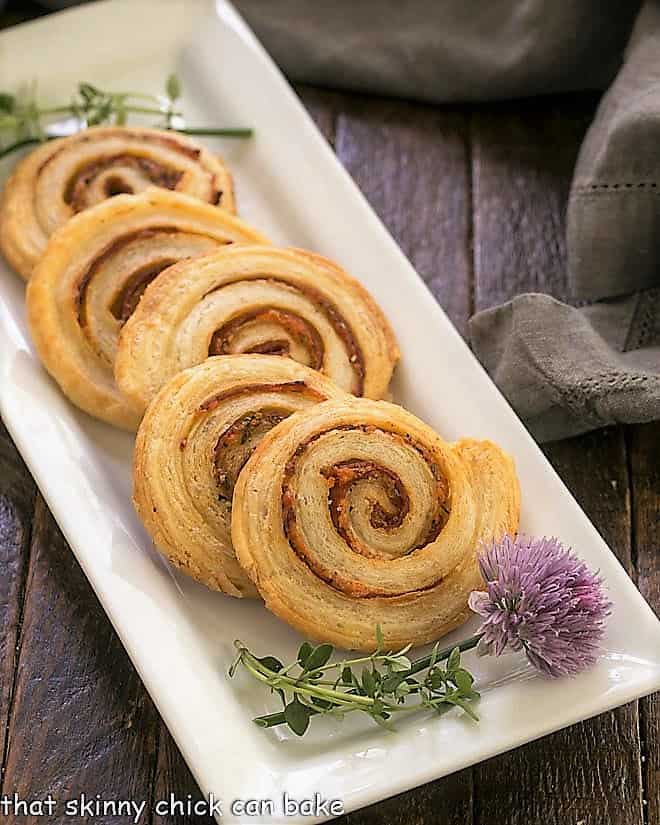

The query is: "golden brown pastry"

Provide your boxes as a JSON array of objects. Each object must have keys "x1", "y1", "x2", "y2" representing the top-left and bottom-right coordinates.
[
  {"x1": 0, "y1": 126, "x2": 235, "y2": 279},
  {"x1": 26, "y1": 189, "x2": 268, "y2": 430},
  {"x1": 133, "y1": 355, "x2": 348, "y2": 596},
  {"x1": 231, "y1": 398, "x2": 520, "y2": 650},
  {"x1": 115, "y1": 245, "x2": 399, "y2": 415}
]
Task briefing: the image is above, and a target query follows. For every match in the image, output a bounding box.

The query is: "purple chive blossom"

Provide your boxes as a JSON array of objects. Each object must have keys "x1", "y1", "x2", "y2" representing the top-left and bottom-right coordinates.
[{"x1": 468, "y1": 535, "x2": 612, "y2": 677}]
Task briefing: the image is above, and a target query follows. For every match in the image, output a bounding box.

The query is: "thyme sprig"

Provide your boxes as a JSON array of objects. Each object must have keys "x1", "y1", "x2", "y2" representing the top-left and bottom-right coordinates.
[
  {"x1": 0, "y1": 74, "x2": 253, "y2": 159},
  {"x1": 229, "y1": 629, "x2": 483, "y2": 736}
]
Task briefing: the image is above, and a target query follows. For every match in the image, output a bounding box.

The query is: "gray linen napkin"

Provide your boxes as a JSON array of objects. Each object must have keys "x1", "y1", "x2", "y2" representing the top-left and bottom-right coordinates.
[
  {"x1": 234, "y1": 1, "x2": 638, "y2": 102},
  {"x1": 237, "y1": 0, "x2": 659, "y2": 442},
  {"x1": 470, "y1": 1, "x2": 660, "y2": 440}
]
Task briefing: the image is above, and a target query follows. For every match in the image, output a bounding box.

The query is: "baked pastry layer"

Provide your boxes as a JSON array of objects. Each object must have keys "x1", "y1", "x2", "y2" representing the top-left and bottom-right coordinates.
[
  {"x1": 26, "y1": 189, "x2": 267, "y2": 430},
  {"x1": 231, "y1": 398, "x2": 521, "y2": 650},
  {"x1": 116, "y1": 245, "x2": 400, "y2": 413},
  {"x1": 133, "y1": 355, "x2": 348, "y2": 596},
  {"x1": 0, "y1": 126, "x2": 235, "y2": 279}
]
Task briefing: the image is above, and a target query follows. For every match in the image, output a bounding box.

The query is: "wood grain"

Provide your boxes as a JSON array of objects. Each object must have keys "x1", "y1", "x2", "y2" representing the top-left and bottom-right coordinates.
[
  {"x1": 472, "y1": 96, "x2": 644, "y2": 825},
  {"x1": 472, "y1": 94, "x2": 597, "y2": 307},
  {"x1": 152, "y1": 730, "x2": 214, "y2": 825},
  {"x1": 0, "y1": 423, "x2": 35, "y2": 776},
  {"x1": 630, "y1": 422, "x2": 660, "y2": 825},
  {"x1": 474, "y1": 429, "x2": 644, "y2": 825},
  {"x1": 1, "y1": 497, "x2": 159, "y2": 824},
  {"x1": 333, "y1": 94, "x2": 472, "y2": 335}
]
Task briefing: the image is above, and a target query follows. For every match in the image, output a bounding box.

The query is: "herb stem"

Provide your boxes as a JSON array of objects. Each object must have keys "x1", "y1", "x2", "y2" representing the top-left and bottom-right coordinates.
[
  {"x1": 173, "y1": 127, "x2": 253, "y2": 138},
  {"x1": 407, "y1": 633, "x2": 483, "y2": 675},
  {"x1": 240, "y1": 649, "x2": 374, "y2": 708},
  {"x1": 37, "y1": 105, "x2": 76, "y2": 116},
  {"x1": 0, "y1": 137, "x2": 46, "y2": 159},
  {"x1": 251, "y1": 633, "x2": 483, "y2": 730}
]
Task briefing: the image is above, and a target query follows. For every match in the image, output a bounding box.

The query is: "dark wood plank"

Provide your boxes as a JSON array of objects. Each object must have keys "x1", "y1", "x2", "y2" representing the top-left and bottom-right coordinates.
[
  {"x1": 475, "y1": 429, "x2": 644, "y2": 825},
  {"x1": 472, "y1": 95, "x2": 644, "y2": 825},
  {"x1": 325, "y1": 91, "x2": 474, "y2": 823},
  {"x1": 334, "y1": 94, "x2": 472, "y2": 336},
  {"x1": 152, "y1": 731, "x2": 214, "y2": 825},
  {"x1": 630, "y1": 422, "x2": 660, "y2": 825},
  {"x1": 296, "y1": 83, "x2": 339, "y2": 146},
  {"x1": 0, "y1": 422, "x2": 36, "y2": 776},
  {"x1": 472, "y1": 94, "x2": 597, "y2": 307},
  {"x1": 1, "y1": 496, "x2": 159, "y2": 824}
]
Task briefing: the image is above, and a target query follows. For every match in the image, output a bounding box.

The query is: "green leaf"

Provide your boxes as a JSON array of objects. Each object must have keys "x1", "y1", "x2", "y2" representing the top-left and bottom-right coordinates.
[
  {"x1": 166, "y1": 73, "x2": 181, "y2": 102},
  {"x1": 257, "y1": 655, "x2": 283, "y2": 674},
  {"x1": 394, "y1": 681, "x2": 411, "y2": 699},
  {"x1": 362, "y1": 668, "x2": 377, "y2": 697},
  {"x1": 284, "y1": 699, "x2": 312, "y2": 736},
  {"x1": 0, "y1": 93, "x2": 15, "y2": 114},
  {"x1": 389, "y1": 655, "x2": 412, "y2": 672},
  {"x1": 428, "y1": 669, "x2": 444, "y2": 690},
  {"x1": 297, "y1": 642, "x2": 313, "y2": 668},
  {"x1": 447, "y1": 647, "x2": 461, "y2": 672},
  {"x1": 341, "y1": 665, "x2": 353, "y2": 685},
  {"x1": 454, "y1": 669, "x2": 474, "y2": 693},
  {"x1": 381, "y1": 673, "x2": 405, "y2": 693},
  {"x1": 79, "y1": 82, "x2": 100, "y2": 102},
  {"x1": 304, "y1": 643, "x2": 333, "y2": 672}
]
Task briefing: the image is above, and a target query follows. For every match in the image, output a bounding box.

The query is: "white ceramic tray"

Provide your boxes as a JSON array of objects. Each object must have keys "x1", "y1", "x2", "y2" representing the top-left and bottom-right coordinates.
[{"x1": 1, "y1": 2, "x2": 659, "y2": 823}]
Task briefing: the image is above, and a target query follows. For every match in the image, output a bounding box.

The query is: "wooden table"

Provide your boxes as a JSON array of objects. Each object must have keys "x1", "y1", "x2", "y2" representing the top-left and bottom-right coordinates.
[{"x1": 1, "y1": 11, "x2": 659, "y2": 825}]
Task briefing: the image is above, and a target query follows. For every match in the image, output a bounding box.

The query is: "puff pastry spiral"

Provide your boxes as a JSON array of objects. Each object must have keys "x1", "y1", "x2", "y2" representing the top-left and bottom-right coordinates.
[
  {"x1": 0, "y1": 126, "x2": 235, "y2": 279},
  {"x1": 26, "y1": 188, "x2": 267, "y2": 430},
  {"x1": 116, "y1": 245, "x2": 399, "y2": 415},
  {"x1": 133, "y1": 355, "x2": 348, "y2": 596},
  {"x1": 231, "y1": 399, "x2": 521, "y2": 650}
]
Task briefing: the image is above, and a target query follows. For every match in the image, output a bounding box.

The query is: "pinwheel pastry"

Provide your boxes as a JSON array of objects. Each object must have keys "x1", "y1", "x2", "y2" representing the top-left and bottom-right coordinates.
[
  {"x1": 26, "y1": 188, "x2": 267, "y2": 430},
  {"x1": 133, "y1": 354, "x2": 348, "y2": 596},
  {"x1": 115, "y1": 245, "x2": 400, "y2": 414},
  {"x1": 0, "y1": 126, "x2": 235, "y2": 280},
  {"x1": 231, "y1": 398, "x2": 521, "y2": 650}
]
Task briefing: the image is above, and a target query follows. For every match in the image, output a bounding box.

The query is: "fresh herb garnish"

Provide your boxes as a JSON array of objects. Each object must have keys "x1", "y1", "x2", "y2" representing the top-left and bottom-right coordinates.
[
  {"x1": 0, "y1": 74, "x2": 253, "y2": 159},
  {"x1": 229, "y1": 629, "x2": 482, "y2": 737}
]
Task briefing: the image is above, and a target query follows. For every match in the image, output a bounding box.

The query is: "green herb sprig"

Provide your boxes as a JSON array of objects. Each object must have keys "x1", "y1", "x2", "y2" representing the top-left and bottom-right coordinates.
[
  {"x1": 229, "y1": 629, "x2": 482, "y2": 737},
  {"x1": 0, "y1": 74, "x2": 253, "y2": 159}
]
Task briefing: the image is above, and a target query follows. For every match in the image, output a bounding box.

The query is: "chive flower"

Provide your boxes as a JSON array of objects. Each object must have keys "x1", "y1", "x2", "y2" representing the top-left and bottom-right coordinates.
[{"x1": 468, "y1": 535, "x2": 612, "y2": 677}]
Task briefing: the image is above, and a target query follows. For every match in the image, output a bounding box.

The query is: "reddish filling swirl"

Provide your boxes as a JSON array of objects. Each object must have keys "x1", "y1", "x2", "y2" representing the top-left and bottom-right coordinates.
[
  {"x1": 187, "y1": 381, "x2": 329, "y2": 502},
  {"x1": 205, "y1": 278, "x2": 366, "y2": 395},
  {"x1": 324, "y1": 460, "x2": 410, "y2": 537},
  {"x1": 64, "y1": 155, "x2": 184, "y2": 211},
  {"x1": 209, "y1": 307, "x2": 324, "y2": 370},
  {"x1": 74, "y1": 227, "x2": 229, "y2": 327},
  {"x1": 281, "y1": 425, "x2": 450, "y2": 597},
  {"x1": 109, "y1": 259, "x2": 177, "y2": 322}
]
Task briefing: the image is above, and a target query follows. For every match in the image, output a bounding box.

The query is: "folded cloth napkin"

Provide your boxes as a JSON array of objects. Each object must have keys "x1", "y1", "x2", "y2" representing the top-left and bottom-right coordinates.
[
  {"x1": 234, "y1": 1, "x2": 638, "y2": 102},
  {"x1": 236, "y1": 0, "x2": 659, "y2": 441},
  {"x1": 470, "y1": 1, "x2": 660, "y2": 440}
]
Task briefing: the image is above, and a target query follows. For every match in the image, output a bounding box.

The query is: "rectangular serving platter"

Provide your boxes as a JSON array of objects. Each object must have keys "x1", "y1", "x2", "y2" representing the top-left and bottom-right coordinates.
[{"x1": 1, "y1": 2, "x2": 660, "y2": 823}]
